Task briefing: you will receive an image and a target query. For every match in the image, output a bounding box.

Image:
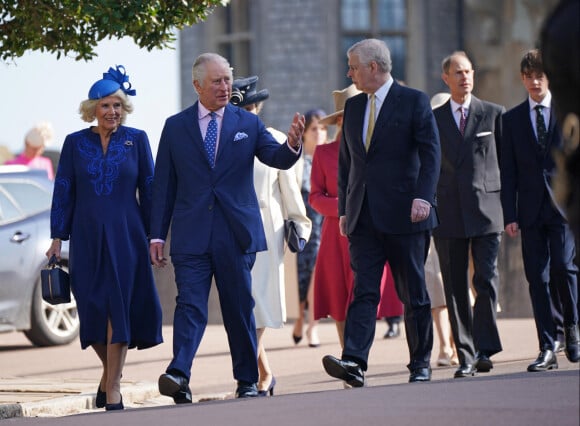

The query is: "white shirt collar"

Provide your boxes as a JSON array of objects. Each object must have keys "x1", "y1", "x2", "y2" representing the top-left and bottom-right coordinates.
[
  {"x1": 371, "y1": 76, "x2": 394, "y2": 104},
  {"x1": 450, "y1": 95, "x2": 471, "y2": 113},
  {"x1": 529, "y1": 91, "x2": 552, "y2": 111},
  {"x1": 198, "y1": 102, "x2": 225, "y2": 119}
]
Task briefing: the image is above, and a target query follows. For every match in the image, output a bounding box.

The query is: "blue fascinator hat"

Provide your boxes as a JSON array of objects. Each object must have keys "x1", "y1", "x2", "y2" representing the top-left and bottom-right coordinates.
[{"x1": 88, "y1": 65, "x2": 137, "y2": 100}]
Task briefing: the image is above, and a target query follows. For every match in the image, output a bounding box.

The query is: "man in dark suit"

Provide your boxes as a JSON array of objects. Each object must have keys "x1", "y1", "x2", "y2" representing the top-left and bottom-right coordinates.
[
  {"x1": 501, "y1": 49, "x2": 579, "y2": 371},
  {"x1": 322, "y1": 38, "x2": 441, "y2": 385},
  {"x1": 432, "y1": 51, "x2": 505, "y2": 379},
  {"x1": 149, "y1": 53, "x2": 305, "y2": 402}
]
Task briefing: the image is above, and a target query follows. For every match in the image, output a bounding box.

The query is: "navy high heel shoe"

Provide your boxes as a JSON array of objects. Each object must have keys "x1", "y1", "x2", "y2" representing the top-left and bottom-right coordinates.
[
  {"x1": 105, "y1": 396, "x2": 124, "y2": 411},
  {"x1": 258, "y1": 376, "x2": 276, "y2": 397},
  {"x1": 95, "y1": 385, "x2": 106, "y2": 408}
]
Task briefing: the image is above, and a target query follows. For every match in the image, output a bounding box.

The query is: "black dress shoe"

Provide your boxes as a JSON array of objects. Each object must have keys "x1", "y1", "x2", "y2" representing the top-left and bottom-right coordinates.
[
  {"x1": 527, "y1": 350, "x2": 558, "y2": 372},
  {"x1": 454, "y1": 363, "x2": 476, "y2": 378},
  {"x1": 553, "y1": 340, "x2": 565, "y2": 353},
  {"x1": 322, "y1": 355, "x2": 365, "y2": 387},
  {"x1": 235, "y1": 381, "x2": 258, "y2": 398},
  {"x1": 409, "y1": 367, "x2": 431, "y2": 382},
  {"x1": 564, "y1": 324, "x2": 580, "y2": 363},
  {"x1": 158, "y1": 372, "x2": 192, "y2": 404},
  {"x1": 474, "y1": 353, "x2": 493, "y2": 372},
  {"x1": 384, "y1": 322, "x2": 400, "y2": 339}
]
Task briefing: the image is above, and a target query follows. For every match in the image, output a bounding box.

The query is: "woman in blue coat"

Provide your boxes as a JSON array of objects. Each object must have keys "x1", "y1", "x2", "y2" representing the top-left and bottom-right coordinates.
[{"x1": 45, "y1": 66, "x2": 163, "y2": 411}]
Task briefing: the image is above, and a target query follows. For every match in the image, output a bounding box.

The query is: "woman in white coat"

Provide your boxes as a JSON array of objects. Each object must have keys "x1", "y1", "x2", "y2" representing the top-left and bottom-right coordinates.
[{"x1": 230, "y1": 76, "x2": 312, "y2": 396}]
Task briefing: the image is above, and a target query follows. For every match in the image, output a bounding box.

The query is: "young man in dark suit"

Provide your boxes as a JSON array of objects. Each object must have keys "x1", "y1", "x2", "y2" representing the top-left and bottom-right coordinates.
[
  {"x1": 501, "y1": 49, "x2": 579, "y2": 371},
  {"x1": 149, "y1": 53, "x2": 305, "y2": 402},
  {"x1": 432, "y1": 51, "x2": 505, "y2": 379},
  {"x1": 322, "y1": 38, "x2": 441, "y2": 385}
]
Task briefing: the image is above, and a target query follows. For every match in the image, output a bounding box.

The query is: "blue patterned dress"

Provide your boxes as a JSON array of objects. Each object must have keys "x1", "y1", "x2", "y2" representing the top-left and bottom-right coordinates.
[{"x1": 50, "y1": 126, "x2": 163, "y2": 350}]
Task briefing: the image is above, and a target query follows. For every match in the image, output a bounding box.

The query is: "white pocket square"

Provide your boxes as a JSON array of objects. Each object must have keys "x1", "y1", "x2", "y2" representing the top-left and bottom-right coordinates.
[
  {"x1": 476, "y1": 131, "x2": 492, "y2": 137},
  {"x1": 234, "y1": 132, "x2": 248, "y2": 141}
]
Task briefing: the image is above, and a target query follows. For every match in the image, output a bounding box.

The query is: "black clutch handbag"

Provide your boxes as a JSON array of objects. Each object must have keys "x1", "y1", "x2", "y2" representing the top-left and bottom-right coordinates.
[
  {"x1": 284, "y1": 220, "x2": 306, "y2": 253},
  {"x1": 41, "y1": 255, "x2": 71, "y2": 304}
]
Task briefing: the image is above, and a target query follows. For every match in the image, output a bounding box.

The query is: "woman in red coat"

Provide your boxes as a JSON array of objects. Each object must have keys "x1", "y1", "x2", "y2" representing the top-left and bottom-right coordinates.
[{"x1": 309, "y1": 85, "x2": 403, "y2": 349}]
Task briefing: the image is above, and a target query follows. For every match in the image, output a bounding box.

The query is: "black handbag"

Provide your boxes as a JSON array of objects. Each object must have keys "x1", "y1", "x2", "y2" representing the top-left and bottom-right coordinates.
[
  {"x1": 41, "y1": 255, "x2": 71, "y2": 304},
  {"x1": 284, "y1": 219, "x2": 306, "y2": 253}
]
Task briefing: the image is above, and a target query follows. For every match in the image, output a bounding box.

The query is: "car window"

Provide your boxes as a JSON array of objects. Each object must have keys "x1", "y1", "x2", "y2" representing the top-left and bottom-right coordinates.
[
  {"x1": 0, "y1": 182, "x2": 51, "y2": 216},
  {"x1": 0, "y1": 190, "x2": 21, "y2": 222}
]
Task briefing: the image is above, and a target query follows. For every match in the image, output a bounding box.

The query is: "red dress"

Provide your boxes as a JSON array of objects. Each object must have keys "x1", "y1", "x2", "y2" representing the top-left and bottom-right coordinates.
[{"x1": 309, "y1": 139, "x2": 403, "y2": 321}]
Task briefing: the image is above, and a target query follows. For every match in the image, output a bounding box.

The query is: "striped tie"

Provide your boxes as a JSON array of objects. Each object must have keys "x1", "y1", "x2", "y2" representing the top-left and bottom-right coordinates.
[{"x1": 458, "y1": 106, "x2": 467, "y2": 136}]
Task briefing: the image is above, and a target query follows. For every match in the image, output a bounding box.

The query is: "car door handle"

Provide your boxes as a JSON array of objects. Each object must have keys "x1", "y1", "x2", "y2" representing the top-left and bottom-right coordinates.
[{"x1": 10, "y1": 231, "x2": 31, "y2": 243}]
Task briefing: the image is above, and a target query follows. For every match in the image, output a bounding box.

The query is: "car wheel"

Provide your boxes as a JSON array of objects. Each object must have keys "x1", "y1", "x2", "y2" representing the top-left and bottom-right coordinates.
[{"x1": 24, "y1": 272, "x2": 80, "y2": 347}]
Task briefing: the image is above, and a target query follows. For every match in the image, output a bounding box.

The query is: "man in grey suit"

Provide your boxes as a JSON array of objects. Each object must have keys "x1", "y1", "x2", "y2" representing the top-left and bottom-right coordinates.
[{"x1": 433, "y1": 51, "x2": 505, "y2": 379}]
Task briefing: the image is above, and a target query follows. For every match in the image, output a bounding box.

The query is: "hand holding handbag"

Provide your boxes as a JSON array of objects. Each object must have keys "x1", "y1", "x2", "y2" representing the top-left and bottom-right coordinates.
[
  {"x1": 284, "y1": 219, "x2": 306, "y2": 253},
  {"x1": 41, "y1": 255, "x2": 71, "y2": 304}
]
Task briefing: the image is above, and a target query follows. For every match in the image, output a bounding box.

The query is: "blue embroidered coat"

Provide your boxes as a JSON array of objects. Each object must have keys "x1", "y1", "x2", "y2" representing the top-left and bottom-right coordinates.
[{"x1": 50, "y1": 126, "x2": 163, "y2": 350}]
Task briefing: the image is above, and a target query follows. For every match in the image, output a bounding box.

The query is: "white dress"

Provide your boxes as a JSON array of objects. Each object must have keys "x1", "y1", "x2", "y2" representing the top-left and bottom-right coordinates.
[{"x1": 251, "y1": 127, "x2": 312, "y2": 328}]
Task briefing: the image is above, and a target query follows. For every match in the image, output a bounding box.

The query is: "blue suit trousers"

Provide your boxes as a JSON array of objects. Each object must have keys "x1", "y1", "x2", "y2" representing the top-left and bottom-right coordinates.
[{"x1": 168, "y1": 204, "x2": 258, "y2": 383}]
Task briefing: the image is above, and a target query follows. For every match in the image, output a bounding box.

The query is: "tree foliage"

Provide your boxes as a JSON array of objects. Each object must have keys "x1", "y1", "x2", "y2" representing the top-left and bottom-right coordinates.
[{"x1": 0, "y1": 1, "x2": 227, "y2": 62}]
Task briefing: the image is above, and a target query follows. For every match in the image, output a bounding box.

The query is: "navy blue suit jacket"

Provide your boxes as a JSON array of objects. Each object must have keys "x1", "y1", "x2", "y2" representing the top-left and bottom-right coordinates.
[
  {"x1": 338, "y1": 81, "x2": 441, "y2": 235},
  {"x1": 500, "y1": 99, "x2": 564, "y2": 228},
  {"x1": 150, "y1": 102, "x2": 300, "y2": 254}
]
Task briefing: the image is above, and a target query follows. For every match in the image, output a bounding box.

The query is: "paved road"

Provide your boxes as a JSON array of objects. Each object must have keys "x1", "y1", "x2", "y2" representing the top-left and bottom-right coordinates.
[{"x1": 0, "y1": 318, "x2": 578, "y2": 425}]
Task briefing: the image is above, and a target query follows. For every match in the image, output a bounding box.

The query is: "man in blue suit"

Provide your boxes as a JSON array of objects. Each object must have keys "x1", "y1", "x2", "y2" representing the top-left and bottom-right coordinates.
[
  {"x1": 149, "y1": 53, "x2": 305, "y2": 402},
  {"x1": 322, "y1": 38, "x2": 441, "y2": 385},
  {"x1": 501, "y1": 49, "x2": 579, "y2": 371}
]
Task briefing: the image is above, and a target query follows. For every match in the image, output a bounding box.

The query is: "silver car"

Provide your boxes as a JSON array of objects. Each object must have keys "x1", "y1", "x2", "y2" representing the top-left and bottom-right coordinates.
[{"x1": 0, "y1": 165, "x2": 79, "y2": 346}]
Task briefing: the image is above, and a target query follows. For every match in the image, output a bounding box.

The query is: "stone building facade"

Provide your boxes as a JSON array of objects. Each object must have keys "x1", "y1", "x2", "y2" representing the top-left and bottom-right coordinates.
[{"x1": 154, "y1": 0, "x2": 560, "y2": 322}]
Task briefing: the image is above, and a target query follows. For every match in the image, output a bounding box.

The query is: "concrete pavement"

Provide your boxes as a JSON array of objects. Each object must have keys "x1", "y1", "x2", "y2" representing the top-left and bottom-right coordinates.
[{"x1": 0, "y1": 318, "x2": 578, "y2": 420}]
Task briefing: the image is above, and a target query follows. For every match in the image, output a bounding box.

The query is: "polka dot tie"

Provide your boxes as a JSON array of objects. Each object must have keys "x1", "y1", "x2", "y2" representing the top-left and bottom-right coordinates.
[
  {"x1": 535, "y1": 105, "x2": 548, "y2": 152},
  {"x1": 205, "y1": 112, "x2": 217, "y2": 168}
]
